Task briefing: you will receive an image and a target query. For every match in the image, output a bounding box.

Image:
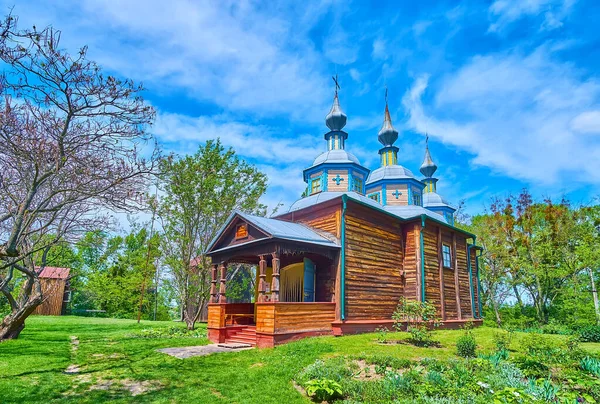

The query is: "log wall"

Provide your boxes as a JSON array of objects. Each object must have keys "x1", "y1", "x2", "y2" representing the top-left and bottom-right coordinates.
[
  {"x1": 33, "y1": 279, "x2": 66, "y2": 316},
  {"x1": 255, "y1": 302, "x2": 336, "y2": 334},
  {"x1": 344, "y1": 202, "x2": 404, "y2": 320}
]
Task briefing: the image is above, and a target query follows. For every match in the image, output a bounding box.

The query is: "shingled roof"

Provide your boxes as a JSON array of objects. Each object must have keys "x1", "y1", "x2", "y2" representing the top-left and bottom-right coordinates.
[{"x1": 37, "y1": 267, "x2": 71, "y2": 279}]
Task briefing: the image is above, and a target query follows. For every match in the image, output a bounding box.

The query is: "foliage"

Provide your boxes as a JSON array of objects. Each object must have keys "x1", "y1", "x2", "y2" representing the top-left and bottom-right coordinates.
[
  {"x1": 493, "y1": 330, "x2": 513, "y2": 351},
  {"x1": 127, "y1": 326, "x2": 206, "y2": 339},
  {"x1": 581, "y1": 356, "x2": 600, "y2": 377},
  {"x1": 580, "y1": 325, "x2": 600, "y2": 342},
  {"x1": 158, "y1": 139, "x2": 267, "y2": 330},
  {"x1": 305, "y1": 379, "x2": 343, "y2": 402},
  {"x1": 374, "y1": 326, "x2": 389, "y2": 343},
  {"x1": 456, "y1": 331, "x2": 477, "y2": 358},
  {"x1": 467, "y1": 193, "x2": 600, "y2": 329},
  {"x1": 392, "y1": 297, "x2": 440, "y2": 347},
  {"x1": 0, "y1": 13, "x2": 158, "y2": 340}
]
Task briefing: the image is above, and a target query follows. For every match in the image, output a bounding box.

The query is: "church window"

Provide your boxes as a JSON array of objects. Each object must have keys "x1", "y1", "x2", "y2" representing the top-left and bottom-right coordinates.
[
  {"x1": 311, "y1": 178, "x2": 321, "y2": 194},
  {"x1": 352, "y1": 177, "x2": 363, "y2": 193},
  {"x1": 442, "y1": 244, "x2": 452, "y2": 268},
  {"x1": 367, "y1": 192, "x2": 380, "y2": 202},
  {"x1": 412, "y1": 192, "x2": 422, "y2": 206}
]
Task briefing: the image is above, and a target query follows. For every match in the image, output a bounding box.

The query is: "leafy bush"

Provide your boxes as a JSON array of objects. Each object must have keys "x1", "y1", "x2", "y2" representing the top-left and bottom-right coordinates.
[
  {"x1": 297, "y1": 358, "x2": 355, "y2": 384},
  {"x1": 128, "y1": 326, "x2": 205, "y2": 339},
  {"x1": 540, "y1": 319, "x2": 573, "y2": 335},
  {"x1": 513, "y1": 356, "x2": 550, "y2": 378},
  {"x1": 580, "y1": 356, "x2": 600, "y2": 376},
  {"x1": 493, "y1": 330, "x2": 513, "y2": 351},
  {"x1": 374, "y1": 326, "x2": 389, "y2": 343},
  {"x1": 456, "y1": 332, "x2": 477, "y2": 358},
  {"x1": 305, "y1": 379, "x2": 343, "y2": 402},
  {"x1": 579, "y1": 325, "x2": 600, "y2": 342},
  {"x1": 392, "y1": 298, "x2": 440, "y2": 347}
]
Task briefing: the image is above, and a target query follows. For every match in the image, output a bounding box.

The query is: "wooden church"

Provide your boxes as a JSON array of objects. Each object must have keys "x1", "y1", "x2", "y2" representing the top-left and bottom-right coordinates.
[{"x1": 206, "y1": 86, "x2": 482, "y2": 348}]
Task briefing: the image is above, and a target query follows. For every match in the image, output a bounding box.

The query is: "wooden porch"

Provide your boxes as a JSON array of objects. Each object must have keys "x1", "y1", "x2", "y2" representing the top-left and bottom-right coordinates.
[{"x1": 208, "y1": 302, "x2": 336, "y2": 348}]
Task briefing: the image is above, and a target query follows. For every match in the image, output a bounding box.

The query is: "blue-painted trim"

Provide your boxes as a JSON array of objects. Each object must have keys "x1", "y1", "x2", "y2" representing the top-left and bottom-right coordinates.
[
  {"x1": 476, "y1": 248, "x2": 483, "y2": 319},
  {"x1": 348, "y1": 171, "x2": 353, "y2": 193},
  {"x1": 304, "y1": 163, "x2": 370, "y2": 183},
  {"x1": 420, "y1": 215, "x2": 426, "y2": 302},
  {"x1": 408, "y1": 186, "x2": 413, "y2": 205},
  {"x1": 321, "y1": 172, "x2": 328, "y2": 192},
  {"x1": 323, "y1": 130, "x2": 348, "y2": 142},
  {"x1": 366, "y1": 178, "x2": 425, "y2": 192},
  {"x1": 341, "y1": 195, "x2": 347, "y2": 320},
  {"x1": 467, "y1": 243, "x2": 476, "y2": 319},
  {"x1": 382, "y1": 184, "x2": 387, "y2": 205}
]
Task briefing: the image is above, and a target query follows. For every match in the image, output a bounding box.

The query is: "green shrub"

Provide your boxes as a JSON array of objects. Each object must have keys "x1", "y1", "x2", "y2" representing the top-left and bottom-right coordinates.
[
  {"x1": 493, "y1": 330, "x2": 513, "y2": 351},
  {"x1": 456, "y1": 332, "x2": 477, "y2": 358},
  {"x1": 392, "y1": 298, "x2": 440, "y2": 347},
  {"x1": 128, "y1": 326, "x2": 205, "y2": 339},
  {"x1": 297, "y1": 358, "x2": 354, "y2": 384},
  {"x1": 512, "y1": 356, "x2": 550, "y2": 378},
  {"x1": 374, "y1": 326, "x2": 389, "y2": 343},
  {"x1": 580, "y1": 356, "x2": 600, "y2": 376},
  {"x1": 305, "y1": 379, "x2": 343, "y2": 402},
  {"x1": 579, "y1": 325, "x2": 600, "y2": 342}
]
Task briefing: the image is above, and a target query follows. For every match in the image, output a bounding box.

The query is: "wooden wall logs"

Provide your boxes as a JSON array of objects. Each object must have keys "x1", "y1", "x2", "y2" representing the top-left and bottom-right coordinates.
[
  {"x1": 256, "y1": 302, "x2": 336, "y2": 334},
  {"x1": 344, "y1": 202, "x2": 404, "y2": 321},
  {"x1": 33, "y1": 279, "x2": 67, "y2": 316},
  {"x1": 403, "y1": 224, "x2": 418, "y2": 301}
]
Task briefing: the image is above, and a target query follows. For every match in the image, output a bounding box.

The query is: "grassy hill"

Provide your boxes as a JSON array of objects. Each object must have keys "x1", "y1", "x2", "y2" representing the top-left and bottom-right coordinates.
[{"x1": 0, "y1": 316, "x2": 599, "y2": 403}]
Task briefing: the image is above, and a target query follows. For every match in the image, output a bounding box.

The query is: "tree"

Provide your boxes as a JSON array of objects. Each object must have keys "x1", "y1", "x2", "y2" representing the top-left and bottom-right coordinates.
[
  {"x1": 0, "y1": 15, "x2": 158, "y2": 340},
  {"x1": 158, "y1": 140, "x2": 267, "y2": 330}
]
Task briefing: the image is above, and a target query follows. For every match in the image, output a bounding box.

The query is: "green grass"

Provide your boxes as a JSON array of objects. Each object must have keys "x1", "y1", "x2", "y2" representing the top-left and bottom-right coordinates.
[{"x1": 0, "y1": 316, "x2": 597, "y2": 403}]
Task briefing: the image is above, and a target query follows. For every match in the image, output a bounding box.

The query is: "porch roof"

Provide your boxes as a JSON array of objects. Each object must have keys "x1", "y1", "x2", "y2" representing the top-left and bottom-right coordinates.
[{"x1": 207, "y1": 210, "x2": 340, "y2": 255}]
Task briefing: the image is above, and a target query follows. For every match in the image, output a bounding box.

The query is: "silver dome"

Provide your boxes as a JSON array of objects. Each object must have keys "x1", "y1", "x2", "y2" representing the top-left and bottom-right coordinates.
[
  {"x1": 366, "y1": 165, "x2": 417, "y2": 184},
  {"x1": 420, "y1": 144, "x2": 438, "y2": 178},
  {"x1": 378, "y1": 104, "x2": 399, "y2": 146},
  {"x1": 325, "y1": 93, "x2": 347, "y2": 131},
  {"x1": 423, "y1": 192, "x2": 455, "y2": 209},
  {"x1": 312, "y1": 149, "x2": 361, "y2": 166}
]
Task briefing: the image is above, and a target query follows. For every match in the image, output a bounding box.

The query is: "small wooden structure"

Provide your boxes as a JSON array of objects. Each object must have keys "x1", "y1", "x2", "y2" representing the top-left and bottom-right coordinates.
[
  {"x1": 205, "y1": 89, "x2": 483, "y2": 348},
  {"x1": 33, "y1": 267, "x2": 71, "y2": 316}
]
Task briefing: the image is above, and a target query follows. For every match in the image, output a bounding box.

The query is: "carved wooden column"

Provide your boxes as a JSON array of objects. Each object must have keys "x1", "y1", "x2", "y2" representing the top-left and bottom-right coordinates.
[
  {"x1": 210, "y1": 263, "x2": 218, "y2": 303},
  {"x1": 271, "y1": 252, "x2": 280, "y2": 302},
  {"x1": 258, "y1": 255, "x2": 267, "y2": 302},
  {"x1": 218, "y1": 262, "x2": 227, "y2": 304}
]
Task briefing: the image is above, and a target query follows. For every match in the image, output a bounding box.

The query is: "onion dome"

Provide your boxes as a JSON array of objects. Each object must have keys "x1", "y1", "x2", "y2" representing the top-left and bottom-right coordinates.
[
  {"x1": 378, "y1": 104, "x2": 399, "y2": 146},
  {"x1": 419, "y1": 138, "x2": 438, "y2": 178},
  {"x1": 423, "y1": 192, "x2": 454, "y2": 208},
  {"x1": 366, "y1": 165, "x2": 417, "y2": 185},
  {"x1": 325, "y1": 93, "x2": 347, "y2": 131},
  {"x1": 312, "y1": 149, "x2": 361, "y2": 167}
]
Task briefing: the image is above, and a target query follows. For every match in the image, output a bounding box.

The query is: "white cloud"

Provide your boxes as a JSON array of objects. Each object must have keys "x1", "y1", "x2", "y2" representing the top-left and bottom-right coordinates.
[
  {"x1": 488, "y1": 0, "x2": 576, "y2": 32},
  {"x1": 323, "y1": 24, "x2": 359, "y2": 65},
  {"x1": 403, "y1": 47, "x2": 600, "y2": 186},
  {"x1": 571, "y1": 111, "x2": 600, "y2": 134},
  {"x1": 372, "y1": 39, "x2": 387, "y2": 60},
  {"x1": 8, "y1": 0, "x2": 335, "y2": 121}
]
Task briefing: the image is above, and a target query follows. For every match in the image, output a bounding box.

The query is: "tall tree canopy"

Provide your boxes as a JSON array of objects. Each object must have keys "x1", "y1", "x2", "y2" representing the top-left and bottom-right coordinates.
[
  {"x1": 158, "y1": 139, "x2": 267, "y2": 330},
  {"x1": 0, "y1": 15, "x2": 158, "y2": 340}
]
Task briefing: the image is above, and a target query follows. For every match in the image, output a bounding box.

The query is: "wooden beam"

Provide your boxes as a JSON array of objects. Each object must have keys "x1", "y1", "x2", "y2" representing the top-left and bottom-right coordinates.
[
  {"x1": 210, "y1": 263, "x2": 218, "y2": 303},
  {"x1": 271, "y1": 252, "x2": 280, "y2": 302},
  {"x1": 453, "y1": 232, "x2": 462, "y2": 320},
  {"x1": 218, "y1": 262, "x2": 227, "y2": 304},
  {"x1": 438, "y1": 226, "x2": 446, "y2": 321},
  {"x1": 258, "y1": 255, "x2": 267, "y2": 302},
  {"x1": 415, "y1": 224, "x2": 421, "y2": 302}
]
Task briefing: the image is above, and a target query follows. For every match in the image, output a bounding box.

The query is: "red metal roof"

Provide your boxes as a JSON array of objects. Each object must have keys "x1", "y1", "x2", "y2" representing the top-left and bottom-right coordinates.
[{"x1": 37, "y1": 267, "x2": 71, "y2": 279}]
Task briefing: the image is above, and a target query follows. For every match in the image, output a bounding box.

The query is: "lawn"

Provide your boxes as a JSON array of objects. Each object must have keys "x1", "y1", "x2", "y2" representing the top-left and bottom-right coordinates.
[{"x1": 0, "y1": 316, "x2": 598, "y2": 403}]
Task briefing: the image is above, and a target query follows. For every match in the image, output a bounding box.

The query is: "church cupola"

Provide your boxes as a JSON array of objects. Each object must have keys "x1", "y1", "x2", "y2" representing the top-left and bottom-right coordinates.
[
  {"x1": 420, "y1": 136, "x2": 438, "y2": 193},
  {"x1": 377, "y1": 96, "x2": 399, "y2": 167},
  {"x1": 324, "y1": 87, "x2": 348, "y2": 151},
  {"x1": 301, "y1": 75, "x2": 370, "y2": 197}
]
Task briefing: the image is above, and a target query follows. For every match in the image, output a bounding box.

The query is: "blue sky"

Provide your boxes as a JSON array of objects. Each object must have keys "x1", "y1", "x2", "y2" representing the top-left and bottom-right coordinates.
[{"x1": 8, "y1": 0, "x2": 600, "y2": 218}]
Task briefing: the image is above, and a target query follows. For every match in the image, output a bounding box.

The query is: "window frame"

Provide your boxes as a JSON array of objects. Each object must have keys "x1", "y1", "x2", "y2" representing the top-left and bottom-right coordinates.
[
  {"x1": 442, "y1": 243, "x2": 452, "y2": 269},
  {"x1": 352, "y1": 177, "x2": 363, "y2": 193},
  {"x1": 412, "y1": 191, "x2": 422, "y2": 206},
  {"x1": 235, "y1": 223, "x2": 249, "y2": 240},
  {"x1": 367, "y1": 192, "x2": 380, "y2": 202},
  {"x1": 311, "y1": 177, "x2": 321, "y2": 194}
]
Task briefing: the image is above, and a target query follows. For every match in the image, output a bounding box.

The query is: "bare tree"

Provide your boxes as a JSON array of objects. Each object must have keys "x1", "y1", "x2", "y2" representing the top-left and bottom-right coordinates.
[{"x1": 0, "y1": 15, "x2": 158, "y2": 340}]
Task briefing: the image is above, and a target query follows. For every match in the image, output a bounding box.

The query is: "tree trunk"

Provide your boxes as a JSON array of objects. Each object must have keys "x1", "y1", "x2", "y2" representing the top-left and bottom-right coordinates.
[
  {"x1": 490, "y1": 297, "x2": 502, "y2": 327},
  {"x1": 0, "y1": 298, "x2": 42, "y2": 341},
  {"x1": 512, "y1": 285, "x2": 525, "y2": 314},
  {"x1": 589, "y1": 268, "x2": 600, "y2": 326}
]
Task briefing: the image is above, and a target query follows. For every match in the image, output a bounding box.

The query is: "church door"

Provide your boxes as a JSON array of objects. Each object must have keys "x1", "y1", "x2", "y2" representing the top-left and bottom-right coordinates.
[{"x1": 303, "y1": 258, "x2": 316, "y2": 302}]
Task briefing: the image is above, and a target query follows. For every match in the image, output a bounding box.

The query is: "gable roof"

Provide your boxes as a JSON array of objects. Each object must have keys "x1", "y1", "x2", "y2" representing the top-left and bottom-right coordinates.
[
  {"x1": 37, "y1": 267, "x2": 71, "y2": 279},
  {"x1": 206, "y1": 210, "x2": 339, "y2": 255}
]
